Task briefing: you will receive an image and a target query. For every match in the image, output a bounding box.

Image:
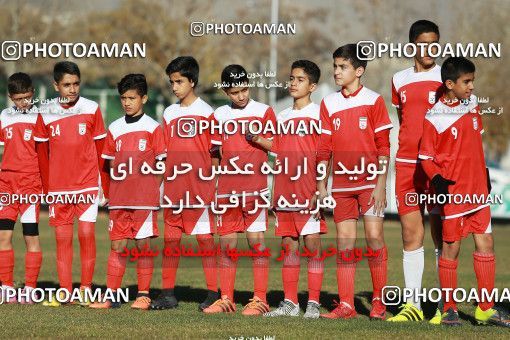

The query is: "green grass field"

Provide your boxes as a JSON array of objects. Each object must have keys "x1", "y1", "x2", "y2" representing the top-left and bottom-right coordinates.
[{"x1": 2, "y1": 211, "x2": 510, "y2": 339}]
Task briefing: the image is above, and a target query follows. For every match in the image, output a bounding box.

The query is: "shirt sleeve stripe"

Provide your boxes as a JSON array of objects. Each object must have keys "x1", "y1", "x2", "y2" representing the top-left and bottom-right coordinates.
[
  {"x1": 374, "y1": 124, "x2": 393, "y2": 133},
  {"x1": 93, "y1": 133, "x2": 107, "y2": 140}
]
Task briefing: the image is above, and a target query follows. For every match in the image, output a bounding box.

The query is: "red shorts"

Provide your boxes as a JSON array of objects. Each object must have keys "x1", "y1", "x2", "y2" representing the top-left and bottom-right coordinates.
[
  {"x1": 216, "y1": 199, "x2": 267, "y2": 236},
  {"x1": 109, "y1": 209, "x2": 159, "y2": 241},
  {"x1": 164, "y1": 208, "x2": 215, "y2": 237},
  {"x1": 48, "y1": 190, "x2": 99, "y2": 227},
  {"x1": 0, "y1": 171, "x2": 41, "y2": 223},
  {"x1": 274, "y1": 210, "x2": 327, "y2": 237},
  {"x1": 442, "y1": 206, "x2": 491, "y2": 243},
  {"x1": 395, "y1": 161, "x2": 438, "y2": 215},
  {"x1": 332, "y1": 188, "x2": 383, "y2": 223}
]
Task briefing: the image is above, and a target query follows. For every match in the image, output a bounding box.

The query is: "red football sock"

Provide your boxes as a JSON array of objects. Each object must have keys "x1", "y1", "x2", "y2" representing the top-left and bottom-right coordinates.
[
  {"x1": 438, "y1": 256, "x2": 458, "y2": 312},
  {"x1": 0, "y1": 249, "x2": 14, "y2": 287},
  {"x1": 162, "y1": 226, "x2": 182, "y2": 290},
  {"x1": 473, "y1": 252, "x2": 495, "y2": 311},
  {"x1": 337, "y1": 251, "x2": 357, "y2": 308},
  {"x1": 282, "y1": 252, "x2": 300, "y2": 304},
  {"x1": 137, "y1": 252, "x2": 154, "y2": 292},
  {"x1": 253, "y1": 255, "x2": 269, "y2": 303},
  {"x1": 78, "y1": 221, "x2": 96, "y2": 288},
  {"x1": 106, "y1": 250, "x2": 127, "y2": 290},
  {"x1": 367, "y1": 246, "x2": 388, "y2": 300},
  {"x1": 307, "y1": 257, "x2": 324, "y2": 303},
  {"x1": 219, "y1": 250, "x2": 237, "y2": 301},
  {"x1": 25, "y1": 251, "x2": 42, "y2": 289},
  {"x1": 55, "y1": 224, "x2": 73, "y2": 292},
  {"x1": 197, "y1": 234, "x2": 217, "y2": 292}
]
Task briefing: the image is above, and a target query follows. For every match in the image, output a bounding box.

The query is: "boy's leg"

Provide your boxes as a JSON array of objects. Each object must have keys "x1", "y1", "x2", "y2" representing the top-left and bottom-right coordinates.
[
  {"x1": 161, "y1": 224, "x2": 182, "y2": 291},
  {"x1": 0, "y1": 227, "x2": 15, "y2": 289},
  {"x1": 78, "y1": 221, "x2": 96, "y2": 289},
  {"x1": 76, "y1": 192, "x2": 100, "y2": 290},
  {"x1": 336, "y1": 219, "x2": 357, "y2": 308},
  {"x1": 106, "y1": 239, "x2": 128, "y2": 292},
  {"x1": 303, "y1": 233, "x2": 323, "y2": 304},
  {"x1": 54, "y1": 222, "x2": 74, "y2": 293},
  {"x1": 473, "y1": 233, "x2": 495, "y2": 311},
  {"x1": 396, "y1": 163, "x2": 426, "y2": 311},
  {"x1": 23, "y1": 227, "x2": 42, "y2": 290},
  {"x1": 196, "y1": 233, "x2": 218, "y2": 307},
  {"x1": 90, "y1": 210, "x2": 131, "y2": 309},
  {"x1": 135, "y1": 237, "x2": 154, "y2": 294},
  {"x1": 246, "y1": 230, "x2": 269, "y2": 301},
  {"x1": 281, "y1": 236, "x2": 300, "y2": 304},
  {"x1": 219, "y1": 233, "x2": 238, "y2": 302},
  {"x1": 439, "y1": 214, "x2": 461, "y2": 315}
]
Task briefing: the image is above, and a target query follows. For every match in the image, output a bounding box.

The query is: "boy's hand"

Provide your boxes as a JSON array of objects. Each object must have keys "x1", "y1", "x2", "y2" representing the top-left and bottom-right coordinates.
[
  {"x1": 431, "y1": 174, "x2": 456, "y2": 196},
  {"x1": 368, "y1": 184, "x2": 386, "y2": 216},
  {"x1": 245, "y1": 133, "x2": 259, "y2": 142}
]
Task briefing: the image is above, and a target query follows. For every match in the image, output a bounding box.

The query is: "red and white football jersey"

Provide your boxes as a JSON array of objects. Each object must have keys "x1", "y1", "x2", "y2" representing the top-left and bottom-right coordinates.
[
  {"x1": 162, "y1": 97, "x2": 215, "y2": 206},
  {"x1": 318, "y1": 86, "x2": 392, "y2": 192},
  {"x1": 212, "y1": 99, "x2": 276, "y2": 198},
  {"x1": 102, "y1": 114, "x2": 166, "y2": 209},
  {"x1": 270, "y1": 103, "x2": 321, "y2": 209},
  {"x1": 0, "y1": 107, "x2": 39, "y2": 173},
  {"x1": 33, "y1": 97, "x2": 106, "y2": 194},
  {"x1": 392, "y1": 64, "x2": 442, "y2": 163},
  {"x1": 419, "y1": 95, "x2": 487, "y2": 218}
]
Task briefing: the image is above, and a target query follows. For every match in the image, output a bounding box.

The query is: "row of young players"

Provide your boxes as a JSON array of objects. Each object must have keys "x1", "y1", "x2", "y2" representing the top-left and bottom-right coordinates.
[{"x1": 0, "y1": 19, "x2": 508, "y2": 327}]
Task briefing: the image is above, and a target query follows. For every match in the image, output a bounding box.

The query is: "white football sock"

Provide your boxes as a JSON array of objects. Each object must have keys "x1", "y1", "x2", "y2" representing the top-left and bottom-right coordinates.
[{"x1": 403, "y1": 246, "x2": 424, "y2": 310}]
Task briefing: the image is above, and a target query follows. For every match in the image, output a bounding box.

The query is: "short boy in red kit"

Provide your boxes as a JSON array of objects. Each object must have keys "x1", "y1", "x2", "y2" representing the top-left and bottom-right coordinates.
[
  {"x1": 419, "y1": 57, "x2": 510, "y2": 327},
  {"x1": 255, "y1": 60, "x2": 326, "y2": 319},
  {"x1": 203, "y1": 64, "x2": 276, "y2": 316},
  {"x1": 89, "y1": 74, "x2": 166, "y2": 310},
  {"x1": 151, "y1": 56, "x2": 218, "y2": 311},
  {"x1": 317, "y1": 44, "x2": 392, "y2": 320},
  {"x1": 0, "y1": 73, "x2": 45, "y2": 304}
]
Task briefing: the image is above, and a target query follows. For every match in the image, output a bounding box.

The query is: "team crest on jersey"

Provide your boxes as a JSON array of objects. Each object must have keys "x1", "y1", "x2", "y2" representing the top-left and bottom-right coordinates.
[
  {"x1": 23, "y1": 129, "x2": 32, "y2": 141},
  {"x1": 78, "y1": 123, "x2": 86, "y2": 135},
  {"x1": 359, "y1": 117, "x2": 367, "y2": 130},
  {"x1": 139, "y1": 139, "x2": 147, "y2": 151},
  {"x1": 428, "y1": 91, "x2": 436, "y2": 104},
  {"x1": 473, "y1": 117, "x2": 478, "y2": 130}
]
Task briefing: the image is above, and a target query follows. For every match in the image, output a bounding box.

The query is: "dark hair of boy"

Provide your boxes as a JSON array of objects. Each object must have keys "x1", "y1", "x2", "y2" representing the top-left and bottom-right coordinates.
[
  {"x1": 165, "y1": 56, "x2": 199, "y2": 87},
  {"x1": 8, "y1": 72, "x2": 34, "y2": 95},
  {"x1": 291, "y1": 60, "x2": 321, "y2": 84},
  {"x1": 53, "y1": 61, "x2": 81, "y2": 82},
  {"x1": 441, "y1": 57, "x2": 475, "y2": 83},
  {"x1": 333, "y1": 44, "x2": 367, "y2": 70},
  {"x1": 409, "y1": 20, "x2": 440, "y2": 43},
  {"x1": 221, "y1": 64, "x2": 248, "y2": 89},
  {"x1": 117, "y1": 74, "x2": 148, "y2": 96}
]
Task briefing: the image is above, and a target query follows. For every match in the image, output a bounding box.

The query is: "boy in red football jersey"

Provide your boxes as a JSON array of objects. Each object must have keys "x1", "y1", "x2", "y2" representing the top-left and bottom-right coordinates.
[
  {"x1": 419, "y1": 57, "x2": 509, "y2": 327},
  {"x1": 257, "y1": 60, "x2": 326, "y2": 318},
  {"x1": 317, "y1": 44, "x2": 392, "y2": 320},
  {"x1": 150, "y1": 56, "x2": 218, "y2": 311},
  {"x1": 0, "y1": 73, "x2": 45, "y2": 304},
  {"x1": 34, "y1": 62, "x2": 108, "y2": 306},
  {"x1": 203, "y1": 64, "x2": 276, "y2": 316},
  {"x1": 389, "y1": 20, "x2": 444, "y2": 323},
  {"x1": 90, "y1": 74, "x2": 166, "y2": 310}
]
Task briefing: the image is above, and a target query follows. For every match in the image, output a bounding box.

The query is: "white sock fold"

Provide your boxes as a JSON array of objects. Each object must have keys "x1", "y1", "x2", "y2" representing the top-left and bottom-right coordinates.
[{"x1": 403, "y1": 246, "x2": 424, "y2": 310}]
